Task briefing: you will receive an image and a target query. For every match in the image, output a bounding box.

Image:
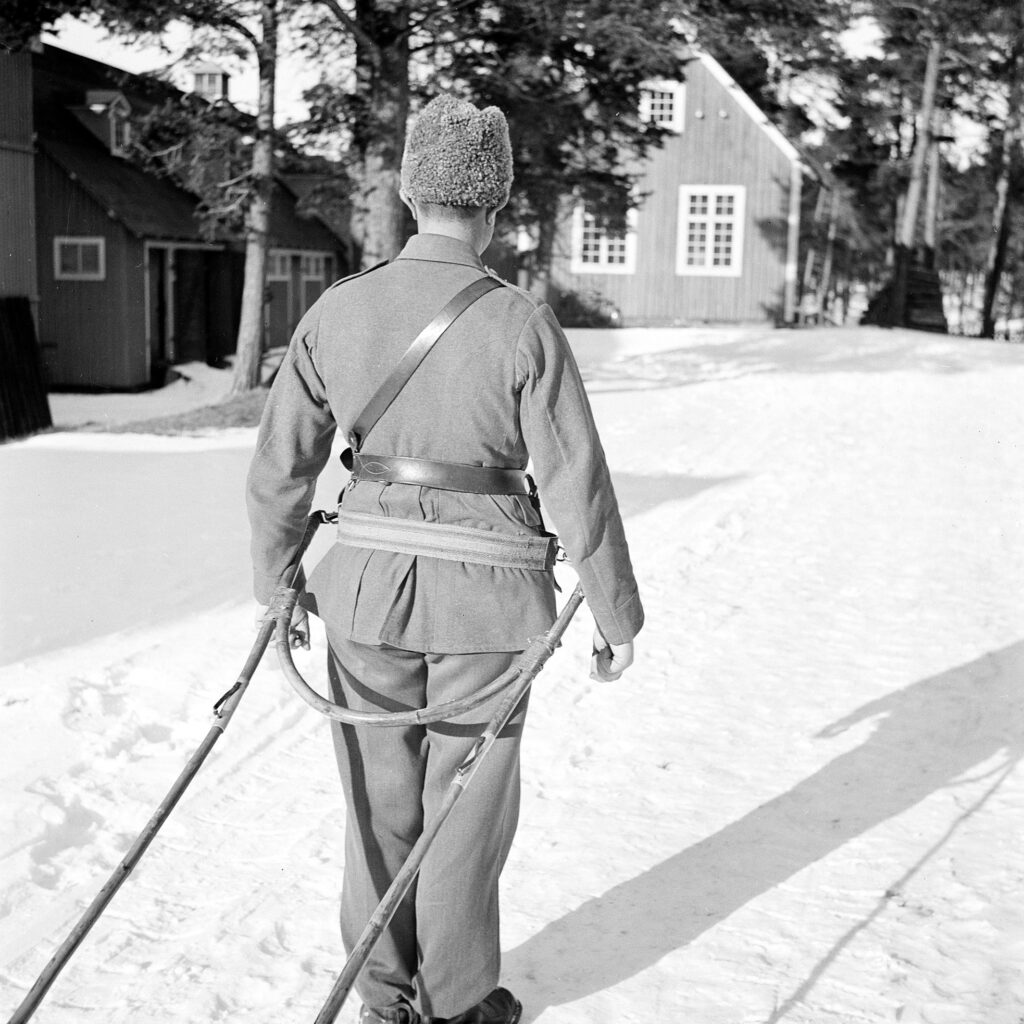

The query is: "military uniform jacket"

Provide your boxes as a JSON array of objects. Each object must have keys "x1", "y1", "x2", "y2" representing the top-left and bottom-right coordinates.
[{"x1": 246, "y1": 233, "x2": 644, "y2": 654}]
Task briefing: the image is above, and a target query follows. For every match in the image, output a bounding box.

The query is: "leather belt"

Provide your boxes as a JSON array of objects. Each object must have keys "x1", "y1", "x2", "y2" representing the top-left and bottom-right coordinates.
[{"x1": 346, "y1": 451, "x2": 531, "y2": 495}]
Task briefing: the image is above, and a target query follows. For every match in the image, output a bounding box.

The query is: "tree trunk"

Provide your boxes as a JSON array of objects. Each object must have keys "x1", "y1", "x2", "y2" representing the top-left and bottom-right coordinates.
[
  {"x1": 527, "y1": 198, "x2": 562, "y2": 304},
  {"x1": 351, "y1": 0, "x2": 410, "y2": 268},
  {"x1": 887, "y1": 37, "x2": 941, "y2": 328},
  {"x1": 897, "y1": 39, "x2": 941, "y2": 252},
  {"x1": 981, "y1": 26, "x2": 1023, "y2": 339},
  {"x1": 230, "y1": 0, "x2": 278, "y2": 394},
  {"x1": 815, "y1": 188, "x2": 839, "y2": 320},
  {"x1": 923, "y1": 121, "x2": 941, "y2": 260}
]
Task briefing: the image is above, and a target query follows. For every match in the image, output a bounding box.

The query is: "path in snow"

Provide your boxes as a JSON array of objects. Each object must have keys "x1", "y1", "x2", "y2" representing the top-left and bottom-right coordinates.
[{"x1": 2, "y1": 326, "x2": 1023, "y2": 1024}]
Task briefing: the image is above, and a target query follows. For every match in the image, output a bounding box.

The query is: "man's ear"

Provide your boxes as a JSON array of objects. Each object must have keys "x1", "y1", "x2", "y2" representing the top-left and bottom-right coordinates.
[
  {"x1": 485, "y1": 206, "x2": 500, "y2": 226},
  {"x1": 400, "y1": 189, "x2": 417, "y2": 220}
]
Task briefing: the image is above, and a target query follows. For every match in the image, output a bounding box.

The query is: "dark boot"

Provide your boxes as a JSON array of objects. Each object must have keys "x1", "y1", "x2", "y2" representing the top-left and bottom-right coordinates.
[
  {"x1": 360, "y1": 1002, "x2": 421, "y2": 1024},
  {"x1": 435, "y1": 988, "x2": 522, "y2": 1024}
]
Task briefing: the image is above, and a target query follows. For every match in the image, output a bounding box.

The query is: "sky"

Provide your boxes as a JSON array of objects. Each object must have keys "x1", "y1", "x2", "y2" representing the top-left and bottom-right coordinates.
[
  {"x1": 43, "y1": 12, "x2": 986, "y2": 162},
  {"x1": 44, "y1": 13, "x2": 320, "y2": 123}
]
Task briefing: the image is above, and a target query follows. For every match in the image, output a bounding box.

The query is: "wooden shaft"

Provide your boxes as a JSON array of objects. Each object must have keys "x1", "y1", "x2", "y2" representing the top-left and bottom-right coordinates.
[
  {"x1": 7, "y1": 720, "x2": 233, "y2": 1024},
  {"x1": 8, "y1": 514, "x2": 325, "y2": 1024}
]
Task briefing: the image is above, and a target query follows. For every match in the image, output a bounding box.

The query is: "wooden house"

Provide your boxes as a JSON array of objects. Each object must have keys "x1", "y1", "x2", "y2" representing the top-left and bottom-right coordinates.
[
  {"x1": 0, "y1": 47, "x2": 52, "y2": 439},
  {"x1": 0, "y1": 49, "x2": 38, "y2": 306},
  {"x1": 8, "y1": 44, "x2": 347, "y2": 390},
  {"x1": 548, "y1": 50, "x2": 803, "y2": 326}
]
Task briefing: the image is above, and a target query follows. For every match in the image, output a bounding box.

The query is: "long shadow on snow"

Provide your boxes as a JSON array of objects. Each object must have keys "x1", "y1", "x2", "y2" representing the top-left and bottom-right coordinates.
[
  {"x1": 505, "y1": 640, "x2": 1024, "y2": 1018},
  {"x1": 608, "y1": 471, "x2": 745, "y2": 521}
]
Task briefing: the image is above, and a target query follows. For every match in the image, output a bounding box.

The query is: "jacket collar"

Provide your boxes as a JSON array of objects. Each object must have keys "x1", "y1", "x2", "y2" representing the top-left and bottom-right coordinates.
[{"x1": 395, "y1": 232, "x2": 484, "y2": 270}]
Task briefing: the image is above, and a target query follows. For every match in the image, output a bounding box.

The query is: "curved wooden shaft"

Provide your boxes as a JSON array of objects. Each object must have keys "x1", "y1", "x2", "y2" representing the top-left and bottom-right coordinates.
[{"x1": 273, "y1": 585, "x2": 525, "y2": 726}]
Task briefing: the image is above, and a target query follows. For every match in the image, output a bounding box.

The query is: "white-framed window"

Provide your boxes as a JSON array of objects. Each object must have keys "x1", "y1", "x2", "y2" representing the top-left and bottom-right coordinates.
[
  {"x1": 194, "y1": 71, "x2": 228, "y2": 102},
  {"x1": 110, "y1": 108, "x2": 131, "y2": 156},
  {"x1": 676, "y1": 186, "x2": 745, "y2": 277},
  {"x1": 54, "y1": 237, "x2": 106, "y2": 281},
  {"x1": 267, "y1": 251, "x2": 292, "y2": 281},
  {"x1": 640, "y1": 80, "x2": 685, "y2": 133},
  {"x1": 300, "y1": 254, "x2": 326, "y2": 280},
  {"x1": 570, "y1": 205, "x2": 638, "y2": 275}
]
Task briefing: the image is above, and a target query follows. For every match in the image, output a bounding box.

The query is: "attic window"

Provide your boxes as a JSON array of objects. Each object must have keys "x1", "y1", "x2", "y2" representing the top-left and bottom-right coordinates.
[
  {"x1": 193, "y1": 70, "x2": 228, "y2": 102},
  {"x1": 85, "y1": 91, "x2": 132, "y2": 156},
  {"x1": 640, "y1": 81, "x2": 685, "y2": 133},
  {"x1": 110, "y1": 107, "x2": 131, "y2": 156}
]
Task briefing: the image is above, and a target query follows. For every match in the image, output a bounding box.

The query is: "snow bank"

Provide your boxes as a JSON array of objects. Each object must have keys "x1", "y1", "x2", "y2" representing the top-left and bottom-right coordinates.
[{"x1": 3, "y1": 325, "x2": 1024, "y2": 1024}]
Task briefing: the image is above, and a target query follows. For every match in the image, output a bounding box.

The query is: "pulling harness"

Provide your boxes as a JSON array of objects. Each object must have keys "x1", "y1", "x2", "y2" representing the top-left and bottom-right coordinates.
[{"x1": 335, "y1": 273, "x2": 559, "y2": 572}]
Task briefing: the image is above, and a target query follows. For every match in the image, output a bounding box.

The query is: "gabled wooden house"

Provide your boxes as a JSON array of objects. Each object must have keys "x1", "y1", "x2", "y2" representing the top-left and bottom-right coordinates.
[
  {"x1": 548, "y1": 50, "x2": 804, "y2": 326},
  {"x1": 10, "y1": 44, "x2": 348, "y2": 390}
]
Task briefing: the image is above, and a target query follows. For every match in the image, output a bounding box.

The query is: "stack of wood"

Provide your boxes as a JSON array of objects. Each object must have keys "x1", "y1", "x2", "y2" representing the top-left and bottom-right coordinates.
[
  {"x1": 861, "y1": 265, "x2": 949, "y2": 334},
  {"x1": 0, "y1": 297, "x2": 53, "y2": 441}
]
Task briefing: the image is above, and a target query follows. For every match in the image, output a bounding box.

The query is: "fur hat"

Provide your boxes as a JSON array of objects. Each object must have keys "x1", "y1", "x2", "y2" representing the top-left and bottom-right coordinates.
[{"x1": 401, "y1": 95, "x2": 513, "y2": 209}]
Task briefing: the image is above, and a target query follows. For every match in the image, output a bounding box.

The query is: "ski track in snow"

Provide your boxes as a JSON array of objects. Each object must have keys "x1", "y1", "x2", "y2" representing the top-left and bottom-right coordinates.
[{"x1": 2, "y1": 326, "x2": 1024, "y2": 1024}]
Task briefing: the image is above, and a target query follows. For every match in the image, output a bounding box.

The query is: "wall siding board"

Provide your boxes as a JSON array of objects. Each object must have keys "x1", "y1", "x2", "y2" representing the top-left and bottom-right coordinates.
[
  {"x1": 0, "y1": 53, "x2": 33, "y2": 147},
  {"x1": 35, "y1": 150, "x2": 144, "y2": 388},
  {"x1": 0, "y1": 53, "x2": 38, "y2": 301},
  {"x1": 551, "y1": 56, "x2": 795, "y2": 325},
  {"x1": 0, "y1": 151, "x2": 38, "y2": 299},
  {"x1": 122, "y1": 236, "x2": 148, "y2": 384}
]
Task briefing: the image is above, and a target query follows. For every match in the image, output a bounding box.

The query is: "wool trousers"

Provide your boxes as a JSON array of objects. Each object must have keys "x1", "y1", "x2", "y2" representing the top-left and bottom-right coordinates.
[{"x1": 325, "y1": 631, "x2": 526, "y2": 1019}]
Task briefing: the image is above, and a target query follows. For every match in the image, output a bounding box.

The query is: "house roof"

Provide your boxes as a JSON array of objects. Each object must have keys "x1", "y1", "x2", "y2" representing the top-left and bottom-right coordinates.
[
  {"x1": 270, "y1": 178, "x2": 349, "y2": 252},
  {"x1": 32, "y1": 44, "x2": 345, "y2": 251},
  {"x1": 40, "y1": 126, "x2": 211, "y2": 242},
  {"x1": 190, "y1": 61, "x2": 230, "y2": 75},
  {"x1": 692, "y1": 50, "x2": 802, "y2": 166}
]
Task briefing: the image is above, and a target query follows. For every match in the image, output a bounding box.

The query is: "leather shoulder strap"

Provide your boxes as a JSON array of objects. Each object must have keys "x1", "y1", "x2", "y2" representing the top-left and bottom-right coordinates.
[{"x1": 346, "y1": 275, "x2": 503, "y2": 451}]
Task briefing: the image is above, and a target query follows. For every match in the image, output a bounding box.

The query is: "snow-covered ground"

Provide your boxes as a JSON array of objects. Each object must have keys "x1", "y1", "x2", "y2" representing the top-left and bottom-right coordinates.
[{"x1": 2, "y1": 325, "x2": 1024, "y2": 1024}]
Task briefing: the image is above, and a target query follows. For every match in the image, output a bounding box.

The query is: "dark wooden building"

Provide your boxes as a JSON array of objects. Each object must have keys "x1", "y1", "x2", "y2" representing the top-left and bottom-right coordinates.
[
  {"x1": 0, "y1": 50, "x2": 38, "y2": 306},
  {"x1": 549, "y1": 50, "x2": 803, "y2": 326},
  {"x1": 5, "y1": 44, "x2": 347, "y2": 390}
]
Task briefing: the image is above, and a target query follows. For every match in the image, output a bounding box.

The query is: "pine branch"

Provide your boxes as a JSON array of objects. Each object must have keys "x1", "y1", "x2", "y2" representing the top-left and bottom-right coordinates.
[{"x1": 316, "y1": 0, "x2": 381, "y2": 66}]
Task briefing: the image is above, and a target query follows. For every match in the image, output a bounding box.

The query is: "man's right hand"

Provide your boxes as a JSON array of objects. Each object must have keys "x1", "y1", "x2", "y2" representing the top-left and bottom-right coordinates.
[{"x1": 256, "y1": 599, "x2": 311, "y2": 650}]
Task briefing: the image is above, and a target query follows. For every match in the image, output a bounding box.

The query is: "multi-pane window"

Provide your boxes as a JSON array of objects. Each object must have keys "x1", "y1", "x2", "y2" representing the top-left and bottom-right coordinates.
[
  {"x1": 676, "y1": 187, "x2": 745, "y2": 277},
  {"x1": 110, "y1": 110, "x2": 131, "y2": 156},
  {"x1": 571, "y1": 206, "x2": 637, "y2": 275},
  {"x1": 640, "y1": 81, "x2": 685, "y2": 132},
  {"x1": 300, "y1": 254, "x2": 326, "y2": 279},
  {"x1": 580, "y1": 213, "x2": 627, "y2": 266},
  {"x1": 54, "y1": 237, "x2": 106, "y2": 281},
  {"x1": 194, "y1": 72, "x2": 227, "y2": 101},
  {"x1": 267, "y1": 251, "x2": 292, "y2": 280}
]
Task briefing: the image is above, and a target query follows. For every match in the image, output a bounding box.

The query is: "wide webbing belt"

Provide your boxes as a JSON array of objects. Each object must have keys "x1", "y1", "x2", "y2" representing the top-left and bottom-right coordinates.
[
  {"x1": 335, "y1": 509, "x2": 558, "y2": 570},
  {"x1": 348, "y1": 452, "x2": 531, "y2": 495}
]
